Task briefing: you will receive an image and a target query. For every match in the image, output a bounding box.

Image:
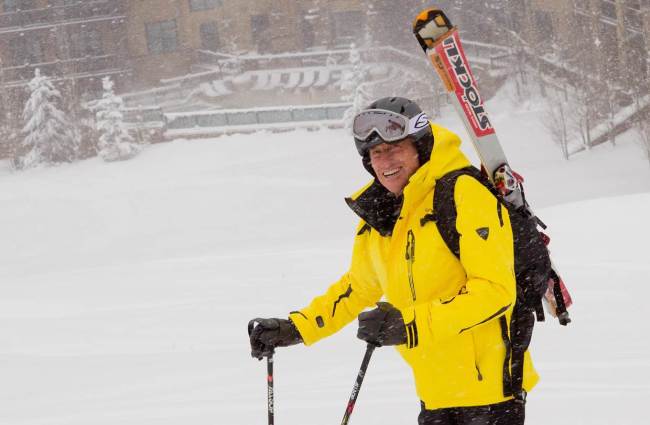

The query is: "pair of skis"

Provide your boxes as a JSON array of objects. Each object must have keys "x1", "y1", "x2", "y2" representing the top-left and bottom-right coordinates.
[{"x1": 412, "y1": 8, "x2": 573, "y2": 322}]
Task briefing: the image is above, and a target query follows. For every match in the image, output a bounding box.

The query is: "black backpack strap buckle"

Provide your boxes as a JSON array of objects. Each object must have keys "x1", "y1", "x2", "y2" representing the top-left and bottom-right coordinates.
[{"x1": 513, "y1": 390, "x2": 527, "y2": 404}]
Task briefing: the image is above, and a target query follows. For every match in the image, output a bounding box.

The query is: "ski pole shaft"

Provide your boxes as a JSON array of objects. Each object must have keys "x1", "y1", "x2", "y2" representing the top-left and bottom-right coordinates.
[
  {"x1": 248, "y1": 319, "x2": 276, "y2": 425},
  {"x1": 267, "y1": 353, "x2": 274, "y2": 425},
  {"x1": 340, "y1": 344, "x2": 375, "y2": 425}
]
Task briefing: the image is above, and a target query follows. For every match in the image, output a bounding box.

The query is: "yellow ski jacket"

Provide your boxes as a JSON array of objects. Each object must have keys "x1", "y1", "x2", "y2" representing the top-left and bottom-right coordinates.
[{"x1": 289, "y1": 123, "x2": 539, "y2": 409}]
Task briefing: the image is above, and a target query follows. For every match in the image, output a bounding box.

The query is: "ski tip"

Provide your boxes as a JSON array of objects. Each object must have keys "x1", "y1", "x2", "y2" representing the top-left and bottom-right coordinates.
[{"x1": 412, "y1": 8, "x2": 454, "y2": 51}]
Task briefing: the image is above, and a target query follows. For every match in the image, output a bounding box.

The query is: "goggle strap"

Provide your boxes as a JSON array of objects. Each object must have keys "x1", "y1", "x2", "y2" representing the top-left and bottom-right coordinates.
[{"x1": 408, "y1": 112, "x2": 430, "y2": 135}]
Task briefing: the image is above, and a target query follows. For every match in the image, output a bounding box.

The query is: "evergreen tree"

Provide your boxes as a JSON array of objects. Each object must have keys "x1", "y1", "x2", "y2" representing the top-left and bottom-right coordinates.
[
  {"x1": 19, "y1": 69, "x2": 79, "y2": 169},
  {"x1": 94, "y1": 76, "x2": 140, "y2": 162},
  {"x1": 341, "y1": 44, "x2": 371, "y2": 129}
]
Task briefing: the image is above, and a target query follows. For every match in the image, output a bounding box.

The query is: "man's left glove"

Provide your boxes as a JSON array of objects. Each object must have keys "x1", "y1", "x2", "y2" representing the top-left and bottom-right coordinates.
[
  {"x1": 357, "y1": 302, "x2": 407, "y2": 347},
  {"x1": 248, "y1": 318, "x2": 303, "y2": 360}
]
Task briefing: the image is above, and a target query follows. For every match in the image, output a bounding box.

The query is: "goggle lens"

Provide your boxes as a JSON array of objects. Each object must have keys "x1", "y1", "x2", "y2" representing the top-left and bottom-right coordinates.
[
  {"x1": 353, "y1": 110, "x2": 410, "y2": 142},
  {"x1": 353, "y1": 109, "x2": 429, "y2": 143}
]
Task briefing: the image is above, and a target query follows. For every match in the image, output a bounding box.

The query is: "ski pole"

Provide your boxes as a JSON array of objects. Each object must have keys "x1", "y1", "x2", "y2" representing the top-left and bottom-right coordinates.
[
  {"x1": 248, "y1": 319, "x2": 275, "y2": 425},
  {"x1": 266, "y1": 352, "x2": 275, "y2": 425},
  {"x1": 340, "y1": 343, "x2": 375, "y2": 425}
]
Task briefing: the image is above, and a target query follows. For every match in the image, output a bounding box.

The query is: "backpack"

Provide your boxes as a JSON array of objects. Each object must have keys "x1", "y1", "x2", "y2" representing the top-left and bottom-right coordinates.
[{"x1": 428, "y1": 166, "x2": 568, "y2": 401}]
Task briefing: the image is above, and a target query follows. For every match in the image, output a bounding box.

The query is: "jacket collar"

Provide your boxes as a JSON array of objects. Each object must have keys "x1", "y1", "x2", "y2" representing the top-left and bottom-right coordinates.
[
  {"x1": 345, "y1": 123, "x2": 471, "y2": 236},
  {"x1": 345, "y1": 180, "x2": 402, "y2": 236}
]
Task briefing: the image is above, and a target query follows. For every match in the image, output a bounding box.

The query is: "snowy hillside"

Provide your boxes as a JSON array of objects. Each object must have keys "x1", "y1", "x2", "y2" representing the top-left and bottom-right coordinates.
[{"x1": 1, "y1": 90, "x2": 649, "y2": 425}]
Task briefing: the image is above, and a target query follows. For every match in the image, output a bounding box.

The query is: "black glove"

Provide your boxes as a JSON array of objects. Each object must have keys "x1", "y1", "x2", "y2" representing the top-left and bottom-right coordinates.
[
  {"x1": 357, "y1": 302, "x2": 407, "y2": 347},
  {"x1": 248, "y1": 318, "x2": 303, "y2": 360}
]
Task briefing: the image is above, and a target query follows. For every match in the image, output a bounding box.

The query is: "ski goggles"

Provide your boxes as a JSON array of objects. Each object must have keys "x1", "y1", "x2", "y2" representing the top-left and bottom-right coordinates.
[{"x1": 352, "y1": 109, "x2": 429, "y2": 143}]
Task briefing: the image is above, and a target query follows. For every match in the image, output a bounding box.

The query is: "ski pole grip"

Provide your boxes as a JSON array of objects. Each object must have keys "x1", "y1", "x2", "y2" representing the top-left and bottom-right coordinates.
[{"x1": 248, "y1": 318, "x2": 276, "y2": 358}]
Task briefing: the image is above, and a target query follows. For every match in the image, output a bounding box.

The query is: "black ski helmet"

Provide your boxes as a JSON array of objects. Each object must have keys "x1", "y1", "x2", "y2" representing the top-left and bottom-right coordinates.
[{"x1": 354, "y1": 97, "x2": 434, "y2": 176}]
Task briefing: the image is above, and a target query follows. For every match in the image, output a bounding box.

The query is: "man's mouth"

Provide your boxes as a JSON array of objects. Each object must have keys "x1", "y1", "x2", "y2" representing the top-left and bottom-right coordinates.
[{"x1": 382, "y1": 167, "x2": 401, "y2": 178}]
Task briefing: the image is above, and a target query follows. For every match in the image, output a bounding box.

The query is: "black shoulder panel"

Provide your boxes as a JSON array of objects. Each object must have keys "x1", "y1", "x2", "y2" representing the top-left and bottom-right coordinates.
[{"x1": 345, "y1": 180, "x2": 402, "y2": 237}]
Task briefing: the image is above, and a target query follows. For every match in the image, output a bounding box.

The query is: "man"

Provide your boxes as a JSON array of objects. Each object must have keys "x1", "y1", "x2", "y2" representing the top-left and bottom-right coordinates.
[{"x1": 248, "y1": 97, "x2": 537, "y2": 425}]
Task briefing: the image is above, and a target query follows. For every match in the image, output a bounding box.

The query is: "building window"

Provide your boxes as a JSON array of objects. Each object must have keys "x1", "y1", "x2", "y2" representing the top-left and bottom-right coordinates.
[
  {"x1": 533, "y1": 10, "x2": 554, "y2": 40},
  {"x1": 200, "y1": 21, "x2": 220, "y2": 50},
  {"x1": 11, "y1": 35, "x2": 43, "y2": 65},
  {"x1": 301, "y1": 17, "x2": 315, "y2": 49},
  {"x1": 189, "y1": 0, "x2": 221, "y2": 12},
  {"x1": 628, "y1": 0, "x2": 641, "y2": 11},
  {"x1": 5, "y1": 0, "x2": 37, "y2": 11},
  {"x1": 17, "y1": 0, "x2": 37, "y2": 10},
  {"x1": 600, "y1": 0, "x2": 616, "y2": 20},
  {"x1": 146, "y1": 19, "x2": 178, "y2": 54},
  {"x1": 251, "y1": 14, "x2": 271, "y2": 53},
  {"x1": 69, "y1": 28, "x2": 103, "y2": 58},
  {"x1": 3, "y1": 0, "x2": 17, "y2": 12},
  {"x1": 332, "y1": 11, "x2": 363, "y2": 46}
]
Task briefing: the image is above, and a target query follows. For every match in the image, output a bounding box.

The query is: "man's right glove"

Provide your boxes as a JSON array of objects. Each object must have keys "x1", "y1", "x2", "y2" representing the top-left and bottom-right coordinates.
[
  {"x1": 248, "y1": 318, "x2": 303, "y2": 360},
  {"x1": 357, "y1": 302, "x2": 407, "y2": 347}
]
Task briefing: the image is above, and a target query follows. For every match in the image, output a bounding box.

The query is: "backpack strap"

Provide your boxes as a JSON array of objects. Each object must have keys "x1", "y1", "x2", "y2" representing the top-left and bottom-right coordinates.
[{"x1": 432, "y1": 166, "x2": 487, "y2": 259}]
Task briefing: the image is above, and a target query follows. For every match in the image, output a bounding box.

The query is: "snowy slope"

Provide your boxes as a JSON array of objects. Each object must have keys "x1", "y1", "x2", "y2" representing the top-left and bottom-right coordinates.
[{"x1": 1, "y1": 91, "x2": 649, "y2": 425}]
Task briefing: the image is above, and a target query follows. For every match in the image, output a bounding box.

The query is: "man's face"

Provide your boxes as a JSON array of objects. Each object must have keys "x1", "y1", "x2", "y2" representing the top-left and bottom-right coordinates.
[{"x1": 369, "y1": 138, "x2": 420, "y2": 195}]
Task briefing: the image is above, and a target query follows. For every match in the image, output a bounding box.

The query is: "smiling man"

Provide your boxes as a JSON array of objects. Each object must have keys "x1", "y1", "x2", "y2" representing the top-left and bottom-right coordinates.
[
  {"x1": 249, "y1": 97, "x2": 536, "y2": 425},
  {"x1": 368, "y1": 138, "x2": 420, "y2": 195}
]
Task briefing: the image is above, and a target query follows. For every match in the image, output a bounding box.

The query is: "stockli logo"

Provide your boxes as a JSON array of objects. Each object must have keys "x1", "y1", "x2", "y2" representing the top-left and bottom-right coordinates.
[{"x1": 440, "y1": 32, "x2": 494, "y2": 137}]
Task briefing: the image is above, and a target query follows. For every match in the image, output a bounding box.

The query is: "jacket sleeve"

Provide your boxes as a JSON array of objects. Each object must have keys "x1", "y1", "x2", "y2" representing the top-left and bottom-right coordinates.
[
  {"x1": 411, "y1": 175, "x2": 517, "y2": 345},
  {"x1": 289, "y1": 222, "x2": 384, "y2": 345}
]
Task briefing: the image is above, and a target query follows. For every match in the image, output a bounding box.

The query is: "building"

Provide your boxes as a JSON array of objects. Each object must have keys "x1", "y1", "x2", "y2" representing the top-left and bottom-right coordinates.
[
  {"x1": 2, "y1": 1, "x2": 648, "y2": 94},
  {"x1": 124, "y1": 0, "x2": 372, "y2": 87},
  {"x1": 0, "y1": 0, "x2": 372, "y2": 102},
  {"x1": 0, "y1": 0, "x2": 129, "y2": 100}
]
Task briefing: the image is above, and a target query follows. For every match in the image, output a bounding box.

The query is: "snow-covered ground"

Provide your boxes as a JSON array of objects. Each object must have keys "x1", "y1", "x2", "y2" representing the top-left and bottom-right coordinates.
[{"x1": 1, "y1": 88, "x2": 649, "y2": 425}]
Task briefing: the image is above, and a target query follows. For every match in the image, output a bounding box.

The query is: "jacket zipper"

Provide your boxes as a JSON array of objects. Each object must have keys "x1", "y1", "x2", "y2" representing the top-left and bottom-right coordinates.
[
  {"x1": 472, "y1": 332, "x2": 483, "y2": 381},
  {"x1": 405, "y1": 230, "x2": 416, "y2": 301}
]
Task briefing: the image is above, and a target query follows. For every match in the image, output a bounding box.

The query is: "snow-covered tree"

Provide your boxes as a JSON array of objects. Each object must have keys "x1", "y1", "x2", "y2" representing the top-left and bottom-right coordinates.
[
  {"x1": 340, "y1": 44, "x2": 367, "y2": 101},
  {"x1": 636, "y1": 118, "x2": 650, "y2": 167},
  {"x1": 341, "y1": 44, "x2": 373, "y2": 129},
  {"x1": 542, "y1": 87, "x2": 573, "y2": 160},
  {"x1": 94, "y1": 76, "x2": 139, "y2": 162},
  {"x1": 633, "y1": 98, "x2": 650, "y2": 167},
  {"x1": 18, "y1": 69, "x2": 79, "y2": 169}
]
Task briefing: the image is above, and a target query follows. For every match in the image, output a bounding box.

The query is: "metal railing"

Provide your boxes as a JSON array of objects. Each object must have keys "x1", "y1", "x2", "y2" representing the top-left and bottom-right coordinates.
[
  {"x1": 162, "y1": 103, "x2": 351, "y2": 138},
  {"x1": 0, "y1": 0, "x2": 124, "y2": 33},
  {"x1": 166, "y1": 103, "x2": 350, "y2": 131},
  {"x1": 1, "y1": 55, "x2": 124, "y2": 83},
  {"x1": 574, "y1": 4, "x2": 644, "y2": 34}
]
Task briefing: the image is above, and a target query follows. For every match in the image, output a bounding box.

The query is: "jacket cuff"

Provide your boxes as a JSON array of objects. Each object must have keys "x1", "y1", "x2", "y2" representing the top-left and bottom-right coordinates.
[
  {"x1": 288, "y1": 311, "x2": 317, "y2": 346},
  {"x1": 401, "y1": 307, "x2": 419, "y2": 349}
]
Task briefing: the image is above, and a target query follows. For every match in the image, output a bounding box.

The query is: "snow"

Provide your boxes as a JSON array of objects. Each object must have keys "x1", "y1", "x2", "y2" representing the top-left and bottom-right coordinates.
[{"x1": 1, "y1": 85, "x2": 649, "y2": 425}]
